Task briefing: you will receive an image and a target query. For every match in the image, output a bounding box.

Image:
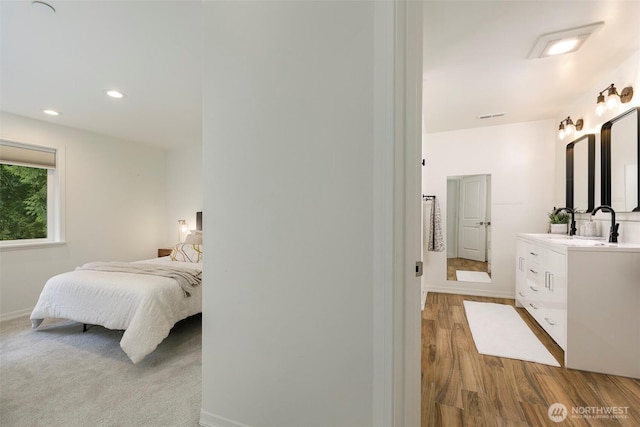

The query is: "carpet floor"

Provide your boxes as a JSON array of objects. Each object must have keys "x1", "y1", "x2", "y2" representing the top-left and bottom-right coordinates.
[{"x1": 0, "y1": 314, "x2": 202, "y2": 427}]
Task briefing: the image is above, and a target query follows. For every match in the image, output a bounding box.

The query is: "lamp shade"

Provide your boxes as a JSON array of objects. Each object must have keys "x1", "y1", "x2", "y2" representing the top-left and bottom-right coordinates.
[
  {"x1": 596, "y1": 93, "x2": 606, "y2": 116},
  {"x1": 606, "y1": 91, "x2": 620, "y2": 110}
]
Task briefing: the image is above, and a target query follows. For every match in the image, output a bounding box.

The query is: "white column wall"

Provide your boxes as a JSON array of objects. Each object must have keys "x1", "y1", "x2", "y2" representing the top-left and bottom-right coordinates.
[{"x1": 200, "y1": 1, "x2": 380, "y2": 426}]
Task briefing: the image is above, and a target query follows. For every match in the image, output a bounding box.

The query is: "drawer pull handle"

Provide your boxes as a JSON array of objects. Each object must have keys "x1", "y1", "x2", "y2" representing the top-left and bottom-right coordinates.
[
  {"x1": 545, "y1": 317, "x2": 556, "y2": 326},
  {"x1": 529, "y1": 303, "x2": 539, "y2": 310},
  {"x1": 529, "y1": 252, "x2": 538, "y2": 256},
  {"x1": 529, "y1": 286, "x2": 538, "y2": 292},
  {"x1": 529, "y1": 269, "x2": 538, "y2": 274},
  {"x1": 518, "y1": 292, "x2": 525, "y2": 297}
]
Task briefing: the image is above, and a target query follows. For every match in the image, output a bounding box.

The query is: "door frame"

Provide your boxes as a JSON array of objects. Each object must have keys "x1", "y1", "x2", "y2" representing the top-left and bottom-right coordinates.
[{"x1": 372, "y1": 0, "x2": 422, "y2": 425}]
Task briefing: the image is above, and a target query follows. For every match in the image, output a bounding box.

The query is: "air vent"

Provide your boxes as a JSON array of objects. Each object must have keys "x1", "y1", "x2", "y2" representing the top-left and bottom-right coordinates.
[{"x1": 478, "y1": 113, "x2": 506, "y2": 120}]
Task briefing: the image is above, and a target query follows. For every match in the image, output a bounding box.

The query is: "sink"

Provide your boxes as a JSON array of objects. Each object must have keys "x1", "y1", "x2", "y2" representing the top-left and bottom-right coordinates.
[
  {"x1": 523, "y1": 233, "x2": 610, "y2": 246},
  {"x1": 527, "y1": 233, "x2": 573, "y2": 240},
  {"x1": 552, "y1": 239, "x2": 612, "y2": 247}
]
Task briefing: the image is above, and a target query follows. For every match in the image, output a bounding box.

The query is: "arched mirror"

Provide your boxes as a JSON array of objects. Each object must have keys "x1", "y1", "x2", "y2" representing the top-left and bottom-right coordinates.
[
  {"x1": 601, "y1": 107, "x2": 640, "y2": 212},
  {"x1": 566, "y1": 134, "x2": 595, "y2": 213}
]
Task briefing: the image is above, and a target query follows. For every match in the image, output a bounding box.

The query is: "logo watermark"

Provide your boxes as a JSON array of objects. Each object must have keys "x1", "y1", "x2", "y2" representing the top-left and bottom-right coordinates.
[
  {"x1": 548, "y1": 403, "x2": 567, "y2": 423},
  {"x1": 548, "y1": 403, "x2": 629, "y2": 422}
]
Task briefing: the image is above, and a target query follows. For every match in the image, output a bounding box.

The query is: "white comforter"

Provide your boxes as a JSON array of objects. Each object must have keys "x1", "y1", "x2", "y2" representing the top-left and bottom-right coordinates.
[{"x1": 30, "y1": 257, "x2": 202, "y2": 363}]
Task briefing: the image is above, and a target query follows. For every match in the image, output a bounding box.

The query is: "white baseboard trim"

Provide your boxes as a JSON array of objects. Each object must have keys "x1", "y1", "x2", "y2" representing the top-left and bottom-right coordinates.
[
  {"x1": 425, "y1": 285, "x2": 514, "y2": 300},
  {"x1": 199, "y1": 409, "x2": 252, "y2": 427},
  {"x1": 0, "y1": 308, "x2": 32, "y2": 322}
]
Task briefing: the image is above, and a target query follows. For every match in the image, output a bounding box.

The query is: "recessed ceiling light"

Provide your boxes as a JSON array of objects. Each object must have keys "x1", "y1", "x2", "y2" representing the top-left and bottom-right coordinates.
[
  {"x1": 528, "y1": 22, "x2": 604, "y2": 59},
  {"x1": 31, "y1": 1, "x2": 56, "y2": 14},
  {"x1": 43, "y1": 109, "x2": 61, "y2": 116},
  {"x1": 106, "y1": 90, "x2": 126, "y2": 99},
  {"x1": 546, "y1": 39, "x2": 580, "y2": 56}
]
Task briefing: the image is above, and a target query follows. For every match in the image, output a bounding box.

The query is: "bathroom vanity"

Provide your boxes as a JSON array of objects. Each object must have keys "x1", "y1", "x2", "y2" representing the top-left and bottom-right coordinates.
[{"x1": 516, "y1": 233, "x2": 640, "y2": 378}]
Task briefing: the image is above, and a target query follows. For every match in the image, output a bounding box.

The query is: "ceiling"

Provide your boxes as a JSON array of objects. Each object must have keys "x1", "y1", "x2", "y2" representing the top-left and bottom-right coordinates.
[
  {"x1": 1, "y1": 0, "x2": 203, "y2": 149},
  {"x1": 2, "y1": 1, "x2": 640, "y2": 148},
  {"x1": 423, "y1": 1, "x2": 640, "y2": 133}
]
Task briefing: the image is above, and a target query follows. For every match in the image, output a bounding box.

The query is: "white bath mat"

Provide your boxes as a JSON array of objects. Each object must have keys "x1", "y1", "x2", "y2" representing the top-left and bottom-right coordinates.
[
  {"x1": 456, "y1": 270, "x2": 491, "y2": 283},
  {"x1": 463, "y1": 301, "x2": 560, "y2": 367}
]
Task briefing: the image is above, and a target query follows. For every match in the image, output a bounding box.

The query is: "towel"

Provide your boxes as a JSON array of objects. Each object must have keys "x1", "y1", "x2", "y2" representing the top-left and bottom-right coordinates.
[{"x1": 423, "y1": 199, "x2": 445, "y2": 252}]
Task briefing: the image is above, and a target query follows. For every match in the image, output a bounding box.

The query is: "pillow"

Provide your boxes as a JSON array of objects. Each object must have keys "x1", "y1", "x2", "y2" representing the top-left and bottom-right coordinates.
[
  {"x1": 184, "y1": 230, "x2": 202, "y2": 245},
  {"x1": 170, "y1": 243, "x2": 202, "y2": 263}
]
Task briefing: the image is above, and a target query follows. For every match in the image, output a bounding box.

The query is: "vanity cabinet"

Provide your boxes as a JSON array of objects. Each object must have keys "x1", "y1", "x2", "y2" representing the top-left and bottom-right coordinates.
[
  {"x1": 516, "y1": 234, "x2": 640, "y2": 379},
  {"x1": 515, "y1": 238, "x2": 566, "y2": 349}
]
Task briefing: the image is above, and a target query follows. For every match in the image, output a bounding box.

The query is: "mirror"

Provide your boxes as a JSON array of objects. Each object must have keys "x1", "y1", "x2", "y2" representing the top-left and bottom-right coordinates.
[
  {"x1": 601, "y1": 107, "x2": 640, "y2": 212},
  {"x1": 446, "y1": 174, "x2": 491, "y2": 283},
  {"x1": 566, "y1": 134, "x2": 595, "y2": 213}
]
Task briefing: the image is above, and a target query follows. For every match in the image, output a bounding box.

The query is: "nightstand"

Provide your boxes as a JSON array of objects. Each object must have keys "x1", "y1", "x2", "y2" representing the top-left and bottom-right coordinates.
[{"x1": 158, "y1": 248, "x2": 173, "y2": 258}]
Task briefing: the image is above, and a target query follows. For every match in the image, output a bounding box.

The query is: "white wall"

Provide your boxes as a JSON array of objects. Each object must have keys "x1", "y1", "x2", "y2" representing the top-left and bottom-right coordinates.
[
  {"x1": 165, "y1": 143, "x2": 202, "y2": 247},
  {"x1": 0, "y1": 113, "x2": 168, "y2": 319},
  {"x1": 201, "y1": 2, "x2": 385, "y2": 425},
  {"x1": 553, "y1": 49, "x2": 640, "y2": 243},
  {"x1": 423, "y1": 120, "x2": 556, "y2": 298}
]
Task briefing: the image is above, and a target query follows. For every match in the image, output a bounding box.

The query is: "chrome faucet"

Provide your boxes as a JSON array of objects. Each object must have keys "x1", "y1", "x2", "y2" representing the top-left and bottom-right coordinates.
[
  {"x1": 591, "y1": 205, "x2": 619, "y2": 243},
  {"x1": 554, "y1": 207, "x2": 576, "y2": 236}
]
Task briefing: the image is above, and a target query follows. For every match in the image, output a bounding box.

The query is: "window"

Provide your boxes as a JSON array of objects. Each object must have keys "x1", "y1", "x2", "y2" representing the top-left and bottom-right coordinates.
[{"x1": 0, "y1": 140, "x2": 64, "y2": 247}]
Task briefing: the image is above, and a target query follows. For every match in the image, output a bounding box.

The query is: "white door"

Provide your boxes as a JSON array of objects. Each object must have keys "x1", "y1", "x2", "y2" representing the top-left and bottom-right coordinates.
[{"x1": 457, "y1": 175, "x2": 487, "y2": 262}]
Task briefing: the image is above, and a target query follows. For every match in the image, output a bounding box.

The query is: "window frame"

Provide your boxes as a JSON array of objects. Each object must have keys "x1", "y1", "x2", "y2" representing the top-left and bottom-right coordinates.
[{"x1": 0, "y1": 139, "x2": 65, "y2": 250}]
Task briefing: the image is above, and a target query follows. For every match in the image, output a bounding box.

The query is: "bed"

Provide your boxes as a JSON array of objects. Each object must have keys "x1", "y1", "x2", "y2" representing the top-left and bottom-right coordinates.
[{"x1": 30, "y1": 215, "x2": 203, "y2": 364}]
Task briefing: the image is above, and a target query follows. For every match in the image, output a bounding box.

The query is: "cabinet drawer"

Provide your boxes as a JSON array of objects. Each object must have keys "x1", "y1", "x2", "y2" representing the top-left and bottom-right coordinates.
[
  {"x1": 526, "y1": 261, "x2": 544, "y2": 286},
  {"x1": 525, "y1": 301, "x2": 566, "y2": 350},
  {"x1": 525, "y1": 299, "x2": 545, "y2": 328},
  {"x1": 526, "y1": 245, "x2": 543, "y2": 263},
  {"x1": 542, "y1": 310, "x2": 566, "y2": 350}
]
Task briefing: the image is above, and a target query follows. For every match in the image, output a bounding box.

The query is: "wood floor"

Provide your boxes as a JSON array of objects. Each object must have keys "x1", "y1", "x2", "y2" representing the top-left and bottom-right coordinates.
[
  {"x1": 421, "y1": 292, "x2": 640, "y2": 426},
  {"x1": 447, "y1": 258, "x2": 490, "y2": 281}
]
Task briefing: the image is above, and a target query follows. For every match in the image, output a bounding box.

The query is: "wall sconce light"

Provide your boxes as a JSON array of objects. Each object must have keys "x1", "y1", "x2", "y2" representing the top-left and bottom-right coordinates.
[
  {"x1": 178, "y1": 219, "x2": 188, "y2": 242},
  {"x1": 558, "y1": 116, "x2": 583, "y2": 140},
  {"x1": 595, "y1": 83, "x2": 633, "y2": 117}
]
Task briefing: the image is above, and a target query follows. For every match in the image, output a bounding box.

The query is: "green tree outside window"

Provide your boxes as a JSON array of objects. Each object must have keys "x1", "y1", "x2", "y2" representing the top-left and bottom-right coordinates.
[{"x1": 0, "y1": 164, "x2": 48, "y2": 240}]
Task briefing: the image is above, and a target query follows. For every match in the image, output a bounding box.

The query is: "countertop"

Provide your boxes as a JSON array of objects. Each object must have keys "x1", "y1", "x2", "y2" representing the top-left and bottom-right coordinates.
[{"x1": 518, "y1": 233, "x2": 640, "y2": 252}]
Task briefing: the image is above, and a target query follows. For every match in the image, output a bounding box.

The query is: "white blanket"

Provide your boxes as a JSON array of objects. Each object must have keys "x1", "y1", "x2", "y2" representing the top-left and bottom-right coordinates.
[{"x1": 30, "y1": 257, "x2": 202, "y2": 364}]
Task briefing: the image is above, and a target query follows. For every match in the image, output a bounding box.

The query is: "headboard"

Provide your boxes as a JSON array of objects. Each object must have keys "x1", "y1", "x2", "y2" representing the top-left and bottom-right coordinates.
[{"x1": 196, "y1": 211, "x2": 202, "y2": 231}]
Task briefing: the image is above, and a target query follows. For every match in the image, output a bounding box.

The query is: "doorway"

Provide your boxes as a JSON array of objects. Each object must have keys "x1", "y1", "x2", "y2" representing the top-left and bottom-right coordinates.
[{"x1": 446, "y1": 174, "x2": 491, "y2": 283}]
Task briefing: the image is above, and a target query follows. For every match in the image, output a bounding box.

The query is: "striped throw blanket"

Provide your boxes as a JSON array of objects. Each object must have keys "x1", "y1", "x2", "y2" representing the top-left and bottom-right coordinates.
[{"x1": 76, "y1": 262, "x2": 201, "y2": 297}]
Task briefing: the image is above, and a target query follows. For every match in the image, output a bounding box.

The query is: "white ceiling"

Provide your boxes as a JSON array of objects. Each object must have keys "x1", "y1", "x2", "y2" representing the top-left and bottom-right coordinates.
[
  {"x1": 2, "y1": 1, "x2": 640, "y2": 148},
  {"x1": 1, "y1": 0, "x2": 202, "y2": 149},
  {"x1": 423, "y1": 0, "x2": 640, "y2": 133}
]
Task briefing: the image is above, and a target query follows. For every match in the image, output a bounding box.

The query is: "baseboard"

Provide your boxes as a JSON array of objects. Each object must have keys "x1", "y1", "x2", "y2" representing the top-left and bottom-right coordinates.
[
  {"x1": 425, "y1": 285, "x2": 514, "y2": 299},
  {"x1": 199, "y1": 409, "x2": 252, "y2": 427},
  {"x1": 0, "y1": 308, "x2": 32, "y2": 322}
]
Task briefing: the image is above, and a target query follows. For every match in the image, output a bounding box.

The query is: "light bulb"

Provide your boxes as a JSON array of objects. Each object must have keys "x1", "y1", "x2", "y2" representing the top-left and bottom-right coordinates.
[
  {"x1": 595, "y1": 93, "x2": 606, "y2": 117},
  {"x1": 565, "y1": 123, "x2": 575, "y2": 136},
  {"x1": 606, "y1": 85, "x2": 620, "y2": 110},
  {"x1": 559, "y1": 128, "x2": 566, "y2": 140},
  {"x1": 606, "y1": 93, "x2": 620, "y2": 110}
]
